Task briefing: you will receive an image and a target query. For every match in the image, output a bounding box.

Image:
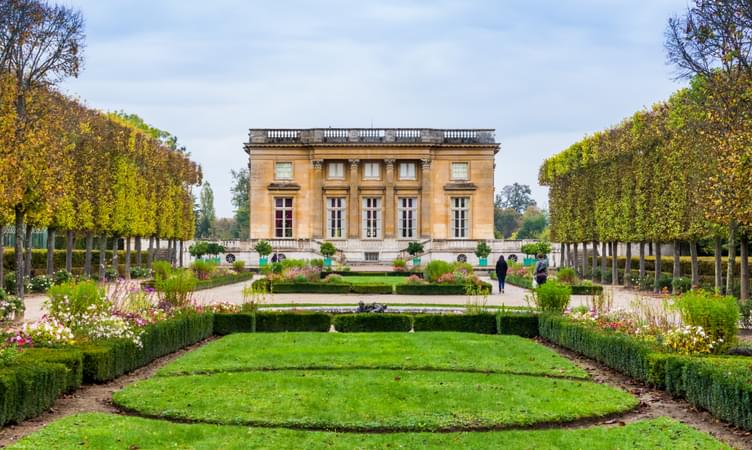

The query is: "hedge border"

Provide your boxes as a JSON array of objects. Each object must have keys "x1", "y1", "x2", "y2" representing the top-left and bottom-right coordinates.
[
  {"x1": 333, "y1": 314, "x2": 413, "y2": 332},
  {"x1": 413, "y1": 314, "x2": 497, "y2": 334}
]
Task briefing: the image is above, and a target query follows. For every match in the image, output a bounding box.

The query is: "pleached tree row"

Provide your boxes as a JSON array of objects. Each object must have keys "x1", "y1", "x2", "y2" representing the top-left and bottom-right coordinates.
[
  {"x1": 539, "y1": 76, "x2": 752, "y2": 299},
  {"x1": 0, "y1": 75, "x2": 201, "y2": 297}
]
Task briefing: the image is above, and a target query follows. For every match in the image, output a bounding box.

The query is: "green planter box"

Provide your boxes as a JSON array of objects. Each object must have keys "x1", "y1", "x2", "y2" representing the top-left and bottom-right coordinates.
[
  {"x1": 412, "y1": 257, "x2": 421, "y2": 266},
  {"x1": 324, "y1": 257, "x2": 332, "y2": 267},
  {"x1": 479, "y1": 257, "x2": 488, "y2": 267},
  {"x1": 259, "y1": 257, "x2": 268, "y2": 266}
]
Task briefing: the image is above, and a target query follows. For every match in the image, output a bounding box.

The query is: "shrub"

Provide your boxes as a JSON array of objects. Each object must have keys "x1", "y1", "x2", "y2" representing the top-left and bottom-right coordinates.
[
  {"x1": 310, "y1": 259, "x2": 324, "y2": 269},
  {"x1": 739, "y1": 299, "x2": 752, "y2": 328},
  {"x1": 570, "y1": 284, "x2": 604, "y2": 295},
  {"x1": 521, "y1": 242, "x2": 551, "y2": 256},
  {"x1": 129, "y1": 266, "x2": 151, "y2": 279},
  {"x1": 424, "y1": 260, "x2": 452, "y2": 282},
  {"x1": 152, "y1": 261, "x2": 172, "y2": 282},
  {"x1": 322, "y1": 274, "x2": 345, "y2": 284},
  {"x1": 17, "y1": 347, "x2": 84, "y2": 392},
  {"x1": 53, "y1": 270, "x2": 73, "y2": 285},
  {"x1": 191, "y1": 260, "x2": 216, "y2": 280},
  {"x1": 672, "y1": 277, "x2": 692, "y2": 294},
  {"x1": 320, "y1": 242, "x2": 336, "y2": 258},
  {"x1": 497, "y1": 313, "x2": 539, "y2": 337},
  {"x1": 474, "y1": 241, "x2": 491, "y2": 259},
  {"x1": 662, "y1": 325, "x2": 723, "y2": 355},
  {"x1": 556, "y1": 267, "x2": 578, "y2": 285},
  {"x1": 682, "y1": 358, "x2": 752, "y2": 431},
  {"x1": 232, "y1": 260, "x2": 246, "y2": 272},
  {"x1": 254, "y1": 240, "x2": 273, "y2": 257},
  {"x1": 47, "y1": 281, "x2": 110, "y2": 324},
  {"x1": 350, "y1": 284, "x2": 393, "y2": 294},
  {"x1": 156, "y1": 269, "x2": 196, "y2": 308},
  {"x1": 13, "y1": 319, "x2": 75, "y2": 347},
  {"x1": 256, "y1": 312, "x2": 331, "y2": 332},
  {"x1": 395, "y1": 284, "x2": 466, "y2": 295},
  {"x1": 189, "y1": 242, "x2": 210, "y2": 259},
  {"x1": 103, "y1": 266, "x2": 120, "y2": 282},
  {"x1": 333, "y1": 314, "x2": 412, "y2": 332},
  {"x1": 407, "y1": 241, "x2": 424, "y2": 256},
  {"x1": 413, "y1": 314, "x2": 496, "y2": 334},
  {"x1": 0, "y1": 289, "x2": 23, "y2": 321},
  {"x1": 673, "y1": 290, "x2": 739, "y2": 350},
  {"x1": 530, "y1": 281, "x2": 571, "y2": 313},
  {"x1": 0, "y1": 362, "x2": 68, "y2": 426},
  {"x1": 392, "y1": 258, "x2": 407, "y2": 271},
  {"x1": 271, "y1": 283, "x2": 350, "y2": 294}
]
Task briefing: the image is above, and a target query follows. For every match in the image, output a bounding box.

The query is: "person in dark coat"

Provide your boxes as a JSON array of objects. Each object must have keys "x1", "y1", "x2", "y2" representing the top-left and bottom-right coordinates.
[{"x1": 495, "y1": 255, "x2": 508, "y2": 294}]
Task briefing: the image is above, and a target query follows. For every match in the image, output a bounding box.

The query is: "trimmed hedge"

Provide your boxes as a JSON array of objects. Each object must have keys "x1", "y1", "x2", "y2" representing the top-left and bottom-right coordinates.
[
  {"x1": 17, "y1": 348, "x2": 84, "y2": 392},
  {"x1": 395, "y1": 284, "x2": 467, "y2": 295},
  {"x1": 333, "y1": 314, "x2": 413, "y2": 332},
  {"x1": 682, "y1": 358, "x2": 752, "y2": 431},
  {"x1": 506, "y1": 275, "x2": 533, "y2": 289},
  {"x1": 0, "y1": 362, "x2": 68, "y2": 426},
  {"x1": 271, "y1": 283, "x2": 351, "y2": 294},
  {"x1": 214, "y1": 312, "x2": 332, "y2": 334},
  {"x1": 507, "y1": 276, "x2": 602, "y2": 295},
  {"x1": 2, "y1": 249, "x2": 149, "y2": 272},
  {"x1": 350, "y1": 284, "x2": 393, "y2": 294},
  {"x1": 194, "y1": 272, "x2": 255, "y2": 291},
  {"x1": 81, "y1": 312, "x2": 213, "y2": 383},
  {"x1": 413, "y1": 314, "x2": 497, "y2": 334},
  {"x1": 497, "y1": 314, "x2": 540, "y2": 338},
  {"x1": 256, "y1": 312, "x2": 331, "y2": 332},
  {"x1": 538, "y1": 314, "x2": 655, "y2": 382}
]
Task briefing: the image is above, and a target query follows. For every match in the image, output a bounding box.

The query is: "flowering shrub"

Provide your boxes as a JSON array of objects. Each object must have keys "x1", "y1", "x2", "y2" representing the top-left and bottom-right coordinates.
[
  {"x1": 0, "y1": 289, "x2": 24, "y2": 321},
  {"x1": 13, "y1": 319, "x2": 75, "y2": 347},
  {"x1": 436, "y1": 272, "x2": 456, "y2": 284},
  {"x1": 54, "y1": 270, "x2": 73, "y2": 285},
  {"x1": 0, "y1": 345, "x2": 18, "y2": 366},
  {"x1": 30, "y1": 275, "x2": 54, "y2": 293},
  {"x1": 662, "y1": 325, "x2": 722, "y2": 355},
  {"x1": 392, "y1": 258, "x2": 407, "y2": 272},
  {"x1": 322, "y1": 274, "x2": 345, "y2": 284},
  {"x1": 156, "y1": 269, "x2": 196, "y2": 307},
  {"x1": 282, "y1": 266, "x2": 320, "y2": 283},
  {"x1": 85, "y1": 315, "x2": 143, "y2": 347},
  {"x1": 405, "y1": 275, "x2": 427, "y2": 285},
  {"x1": 129, "y1": 266, "x2": 152, "y2": 279},
  {"x1": 208, "y1": 302, "x2": 241, "y2": 313}
]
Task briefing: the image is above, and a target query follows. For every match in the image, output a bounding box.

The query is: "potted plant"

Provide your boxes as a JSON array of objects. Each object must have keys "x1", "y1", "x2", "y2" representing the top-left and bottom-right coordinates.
[
  {"x1": 407, "y1": 241, "x2": 424, "y2": 266},
  {"x1": 320, "y1": 242, "x2": 336, "y2": 268},
  {"x1": 475, "y1": 241, "x2": 492, "y2": 267},
  {"x1": 254, "y1": 240, "x2": 273, "y2": 266}
]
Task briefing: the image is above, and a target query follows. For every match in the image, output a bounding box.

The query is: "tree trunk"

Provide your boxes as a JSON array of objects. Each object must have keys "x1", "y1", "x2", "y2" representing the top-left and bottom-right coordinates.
[
  {"x1": 155, "y1": 238, "x2": 161, "y2": 263},
  {"x1": 740, "y1": 233, "x2": 749, "y2": 301},
  {"x1": 147, "y1": 237, "x2": 154, "y2": 269},
  {"x1": 648, "y1": 242, "x2": 653, "y2": 256},
  {"x1": 24, "y1": 224, "x2": 32, "y2": 277},
  {"x1": 565, "y1": 243, "x2": 571, "y2": 267},
  {"x1": 112, "y1": 237, "x2": 119, "y2": 277},
  {"x1": 654, "y1": 242, "x2": 662, "y2": 293},
  {"x1": 98, "y1": 236, "x2": 107, "y2": 281},
  {"x1": 592, "y1": 240, "x2": 598, "y2": 279},
  {"x1": 689, "y1": 240, "x2": 699, "y2": 288},
  {"x1": 46, "y1": 228, "x2": 56, "y2": 276},
  {"x1": 726, "y1": 221, "x2": 737, "y2": 296},
  {"x1": 84, "y1": 233, "x2": 94, "y2": 277},
  {"x1": 179, "y1": 240, "x2": 184, "y2": 268},
  {"x1": 600, "y1": 242, "x2": 607, "y2": 283},
  {"x1": 639, "y1": 242, "x2": 646, "y2": 281},
  {"x1": 624, "y1": 243, "x2": 632, "y2": 288},
  {"x1": 0, "y1": 227, "x2": 5, "y2": 287},
  {"x1": 125, "y1": 237, "x2": 132, "y2": 280},
  {"x1": 672, "y1": 240, "x2": 681, "y2": 294},
  {"x1": 14, "y1": 208, "x2": 24, "y2": 298},
  {"x1": 65, "y1": 230, "x2": 74, "y2": 273},
  {"x1": 611, "y1": 241, "x2": 618, "y2": 286},
  {"x1": 172, "y1": 239, "x2": 178, "y2": 266},
  {"x1": 714, "y1": 236, "x2": 723, "y2": 293},
  {"x1": 135, "y1": 237, "x2": 142, "y2": 267},
  {"x1": 581, "y1": 241, "x2": 588, "y2": 277},
  {"x1": 559, "y1": 243, "x2": 565, "y2": 268},
  {"x1": 573, "y1": 243, "x2": 579, "y2": 274}
]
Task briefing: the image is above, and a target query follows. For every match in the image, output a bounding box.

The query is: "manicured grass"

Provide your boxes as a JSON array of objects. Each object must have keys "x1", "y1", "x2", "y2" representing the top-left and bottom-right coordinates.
[
  {"x1": 157, "y1": 332, "x2": 587, "y2": 378},
  {"x1": 113, "y1": 369, "x2": 637, "y2": 431},
  {"x1": 341, "y1": 275, "x2": 409, "y2": 285},
  {"x1": 9, "y1": 413, "x2": 729, "y2": 449}
]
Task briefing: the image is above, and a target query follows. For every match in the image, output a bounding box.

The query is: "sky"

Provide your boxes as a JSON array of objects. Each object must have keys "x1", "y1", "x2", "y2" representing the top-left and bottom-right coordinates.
[{"x1": 60, "y1": 0, "x2": 688, "y2": 218}]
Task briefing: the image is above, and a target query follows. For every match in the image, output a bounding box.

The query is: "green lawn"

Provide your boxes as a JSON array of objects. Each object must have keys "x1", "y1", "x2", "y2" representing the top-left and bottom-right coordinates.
[
  {"x1": 8, "y1": 413, "x2": 729, "y2": 449},
  {"x1": 113, "y1": 369, "x2": 637, "y2": 431},
  {"x1": 341, "y1": 275, "x2": 409, "y2": 285},
  {"x1": 157, "y1": 332, "x2": 588, "y2": 378}
]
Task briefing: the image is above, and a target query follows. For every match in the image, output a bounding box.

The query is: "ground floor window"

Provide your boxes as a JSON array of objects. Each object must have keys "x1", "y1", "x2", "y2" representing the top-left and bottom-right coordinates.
[
  {"x1": 274, "y1": 197, "x2": 293, "y2": 238},
  {"x1": 451, "y1": 197, "x2": 469, "y2": 238},
  {"x1": 327, "y1": 197, "x2": 346, "y2": 239},
  {"x1": 362, "y1": 197, "x2": 382, "y2": 239},
  {"x1": 398, "y1": 197, "x2": 417, "y2": 239}
]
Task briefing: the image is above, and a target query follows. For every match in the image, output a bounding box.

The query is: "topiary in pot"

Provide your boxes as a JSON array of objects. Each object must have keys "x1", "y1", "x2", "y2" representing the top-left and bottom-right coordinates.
[
  {"x1": 320, "y1": 242, "x2": 336, "y2": 267},
  {"x1": 407, "y1": 241, "x2": 424, "y2": 266},
  {"x1": 475, "y1": 241, "x2": 491, "y2": 266},
  {"x1": 255, "y1": 240, "x2": 273, "y2": 266}
]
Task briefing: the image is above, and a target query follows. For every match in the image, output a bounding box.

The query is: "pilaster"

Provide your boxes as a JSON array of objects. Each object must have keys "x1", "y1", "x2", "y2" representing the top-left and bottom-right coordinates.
[
  {"x1": 311, "y1": 159, "x2": 324, "y2": 239},
  {"x1": 420, "y1": 158, "x2": 432, "y2": 238},
  {"x1": 348, "y1": 159, "x2": 360, "y2": 238},
  {"x1": 384, "y1": 159, "x2": 396, "y2": 238}
]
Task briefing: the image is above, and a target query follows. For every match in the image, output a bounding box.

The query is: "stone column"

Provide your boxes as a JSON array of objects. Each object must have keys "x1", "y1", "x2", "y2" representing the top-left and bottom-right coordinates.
[
  {"x1": 311, "y1": 160, "x2": 324, "y2": 239},
  {"x1": 384, "y1": 159, "x2": 396, "y2": 238},
  {"x1": 348, "y1": 159, "x2": 360, "y2": 238},
  {"x1": 420, "y1": 159, "x2": 432, "y2": 238},
  {"x1": 247, "y1": 158, "x2": 253, "y2": 239}
]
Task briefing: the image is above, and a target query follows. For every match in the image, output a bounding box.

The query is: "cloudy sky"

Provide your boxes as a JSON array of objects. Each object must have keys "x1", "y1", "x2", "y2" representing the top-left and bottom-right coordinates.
[{"x1": 61, "y1": 0, "x2": 687, "y2": 217}]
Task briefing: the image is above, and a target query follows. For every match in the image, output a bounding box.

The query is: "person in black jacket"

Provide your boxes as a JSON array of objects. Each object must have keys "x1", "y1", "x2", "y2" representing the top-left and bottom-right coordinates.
[{"x1": 495, "y1": 255, "x2": 508, "y2": 294}]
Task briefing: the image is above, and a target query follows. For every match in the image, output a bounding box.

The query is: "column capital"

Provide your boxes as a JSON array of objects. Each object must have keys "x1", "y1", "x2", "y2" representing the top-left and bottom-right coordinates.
[
  {"x1": 348, "y1": 159, "x2": 360, "y2": 168},
  {"x1": 311, "y1": 159, "x2": 324, "y2": 170},
  {"x1": 384, "y1": 159, "x2": 396, "y2": 167},
  {"x1": 421, "y1": 159, "x2": 432, "y2": 170}
]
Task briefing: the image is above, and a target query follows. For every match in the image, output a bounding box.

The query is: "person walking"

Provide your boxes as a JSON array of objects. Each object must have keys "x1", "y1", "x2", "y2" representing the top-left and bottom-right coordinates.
[
  {"x1": 495, "y1": 255, "x2": 508, "y2": 294},
  {"x1": 534, "y1": 253, "x2": 549, "y2": 286}
]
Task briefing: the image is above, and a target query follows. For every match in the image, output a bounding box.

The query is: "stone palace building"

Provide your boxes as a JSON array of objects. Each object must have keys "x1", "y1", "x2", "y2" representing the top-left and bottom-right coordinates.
[{"x1": 243, "y1": 128, "x2": 502, "y2": 264}]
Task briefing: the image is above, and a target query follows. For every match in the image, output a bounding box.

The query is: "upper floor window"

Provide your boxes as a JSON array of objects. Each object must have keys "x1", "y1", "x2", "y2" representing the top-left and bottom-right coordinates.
[
  {"x1": 328, "y1": 162, "x2": 345, "y2": 179},
  {"x1": 399, "y1": 162, "x2": 416, "y2": 180},
  {"x1": 364, "y1": 162, "x2": 380, "y2": 179},
  {"x1": 275, "y1": 162, "x2": 293, "y2": 180},
  {"x1": 451, "y1": 162, "x2": 469, "y2": 180}
]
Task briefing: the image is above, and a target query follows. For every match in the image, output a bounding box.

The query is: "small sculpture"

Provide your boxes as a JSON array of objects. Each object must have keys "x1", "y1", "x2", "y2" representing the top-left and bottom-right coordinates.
[{"x1": 357, "y1": 301, "x2": 387, "y2": 313}]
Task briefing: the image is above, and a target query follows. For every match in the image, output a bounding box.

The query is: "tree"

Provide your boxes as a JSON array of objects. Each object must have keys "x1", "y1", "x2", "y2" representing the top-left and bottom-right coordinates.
[
  {"x1": 516, "y1": 207, "x2": 548, "y2": 239},
  {"x1": 496, "y1": 183, "x2": 536, "y2": 214},
  {"x1": 494, "y1": 208, "x2": 520, "y2": 239},
  {"x1": 196, "y1": 181, "x2": 216, "y2": 239},
  {"x1": 230, "y1": 169, "x2": 249, "y2": 240},
  {"x1": 0, "y1": 0, "x2": 84, "y2": 297}
]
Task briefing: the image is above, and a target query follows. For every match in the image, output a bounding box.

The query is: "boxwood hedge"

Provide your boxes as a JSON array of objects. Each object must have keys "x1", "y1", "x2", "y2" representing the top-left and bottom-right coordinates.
[
  {"x1": 214, "y1": 312, "x2": 332, "y2": 334},
  {"x1": 333, "y1": 314, "x2": 412, "y2": 332},
  {"x1": 271, "y1": 283, "x2": 351, "y2": 294},
  {"x1": 350, "y1": 284, "x2": 394, "y2": 294},
  {"x1": 497, "y1": 314, "x2": 540, "y2": 338},
  {"x1": 413, "y1": 314, "x2": 497, "y2": 334},
  {"x1": 395, "y1": 284, "x2": 467, "y2": 295},
  {"x1": 0, "y1": 362, "x2": 68, "y2": 426},
  {"x1": 17, "y1": 348, "x2": 84, "y2": 392}
]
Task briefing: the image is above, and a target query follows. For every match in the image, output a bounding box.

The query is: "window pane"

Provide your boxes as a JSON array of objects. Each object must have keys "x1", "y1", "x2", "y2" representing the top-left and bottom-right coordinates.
[
  {"x1": 328, "y1": 163, "x2": 344, "y2": 178},
  {"x1": 451, "y1": 162, "x2": 468, "y2": 180},
  {"x1": 365, "y1": 163, "x2": 379, "y2": 178},
  {"x1": 275, "y1": 162, "x2": 292, "y2": 180},
  {"x1": 399, "y1": 163, "x2": 416, "y2": 179}
]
